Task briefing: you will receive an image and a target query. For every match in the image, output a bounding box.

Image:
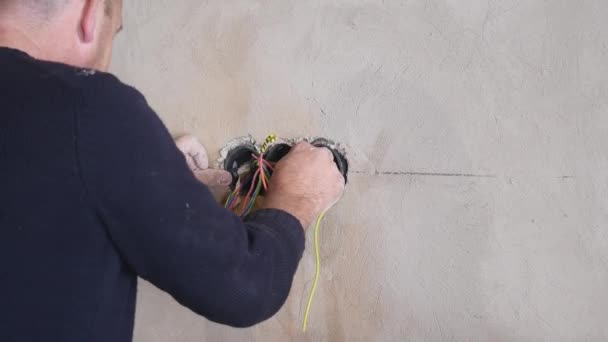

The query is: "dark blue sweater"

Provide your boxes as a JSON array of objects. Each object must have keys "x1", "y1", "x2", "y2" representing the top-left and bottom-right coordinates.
[{"x1": 0, "y1": 47, "x2": 305, "y2": 342}]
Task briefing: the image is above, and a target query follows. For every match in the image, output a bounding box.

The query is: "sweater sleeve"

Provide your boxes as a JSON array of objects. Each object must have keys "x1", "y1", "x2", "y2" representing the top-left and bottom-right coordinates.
[{"x1": 74, "y1": 73, "x2": 305, "y2": 327}]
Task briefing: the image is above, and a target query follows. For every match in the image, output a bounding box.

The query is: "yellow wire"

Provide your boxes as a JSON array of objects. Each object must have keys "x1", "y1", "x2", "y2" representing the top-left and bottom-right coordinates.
[
  {"x1": 302, "y1": 210, "x2": 326, "y2": 333},
  {"x1": 260, "y1": 133, "x2": 277, "y2": 153}
]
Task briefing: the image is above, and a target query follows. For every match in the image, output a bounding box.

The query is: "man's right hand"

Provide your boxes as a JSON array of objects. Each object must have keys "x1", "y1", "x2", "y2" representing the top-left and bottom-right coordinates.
[{"x1": 262, "y1": 142, "x2": 345, "y2": 228}]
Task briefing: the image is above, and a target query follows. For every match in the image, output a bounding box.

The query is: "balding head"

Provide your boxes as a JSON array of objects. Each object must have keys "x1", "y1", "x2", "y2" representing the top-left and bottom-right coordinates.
[
  {"x1": 1, "y1": 0, "x2": 65, "y2": 18},
  {"x1": 1, "y1": 0, "x2": 112, "y2": 18},
  {"x1": 0, "y1": 0, "x2": 122, "y2": 71}
]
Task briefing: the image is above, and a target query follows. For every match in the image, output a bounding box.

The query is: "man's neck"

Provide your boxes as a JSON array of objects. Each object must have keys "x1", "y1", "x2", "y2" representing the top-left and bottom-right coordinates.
[{"x1": 0, "y1": 23, "x2": 43, "y2": 59}]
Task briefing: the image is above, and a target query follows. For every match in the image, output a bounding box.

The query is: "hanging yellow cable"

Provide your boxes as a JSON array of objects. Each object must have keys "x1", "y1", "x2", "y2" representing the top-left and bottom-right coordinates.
[{"x1": 302, "y1": 210, "x2": 326, "y2": 333}]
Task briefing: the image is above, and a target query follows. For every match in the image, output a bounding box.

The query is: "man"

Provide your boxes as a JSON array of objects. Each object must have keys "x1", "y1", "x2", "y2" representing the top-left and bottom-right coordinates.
[{"x1": 0, "y1": 0, "x2": 344, "y2": 341}]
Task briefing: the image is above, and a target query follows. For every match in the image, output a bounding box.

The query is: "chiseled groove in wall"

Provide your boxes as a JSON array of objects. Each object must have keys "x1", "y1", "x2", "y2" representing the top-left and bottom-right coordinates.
[
  {"x1": 351, "y1": 171, "x2": 577, "y2": 179},
  {"x1": 351, "y1": 170, "x2": 497, "y2": 178}
]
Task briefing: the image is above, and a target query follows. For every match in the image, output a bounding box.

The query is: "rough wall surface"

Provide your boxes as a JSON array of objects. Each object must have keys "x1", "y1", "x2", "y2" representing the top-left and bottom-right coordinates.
[{"x1": 110, "y1": 1, "x2": 608, "y2": 341}]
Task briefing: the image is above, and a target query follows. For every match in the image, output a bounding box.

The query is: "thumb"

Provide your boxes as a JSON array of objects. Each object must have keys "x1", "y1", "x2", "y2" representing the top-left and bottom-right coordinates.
[{"x1": 193, "y1": 169, "x2": 233, "y2": 187}]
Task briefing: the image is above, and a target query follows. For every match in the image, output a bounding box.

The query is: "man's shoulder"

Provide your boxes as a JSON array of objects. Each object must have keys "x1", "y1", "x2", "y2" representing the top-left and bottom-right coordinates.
[
  {"x1": 72, "y1": 69, "x2": 146, "y2": 109},
  {"x1": 2, "y1": 48, "x2": 157, "y2": 130},
  {"x1": 43, "y1": 63, "x2": 144, "y2": 107},
  {"x1": 46, "y1": 65, "x2": 152, "y2": 124},
  {"x1": 8, "y1": 52, "x2": 147, "y2": 111},
  {"x1": 2, "y1": 48, "x2": 137, "y2": 103}
]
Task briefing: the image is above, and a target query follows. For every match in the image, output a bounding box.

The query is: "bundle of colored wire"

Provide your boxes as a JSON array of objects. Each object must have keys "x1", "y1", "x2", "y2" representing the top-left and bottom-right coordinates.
[
  {"x1": 224, "y1": 152, "x2": 273, "y2": 218},
  {"x1": 224, "y1": 178, "x2": 241, "y2": 209}
]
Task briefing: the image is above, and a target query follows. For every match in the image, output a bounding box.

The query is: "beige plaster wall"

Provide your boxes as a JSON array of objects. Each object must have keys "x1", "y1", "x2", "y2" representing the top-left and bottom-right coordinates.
[{"x1": 111, "y1": 1, "x2": 608, "y2": 341}]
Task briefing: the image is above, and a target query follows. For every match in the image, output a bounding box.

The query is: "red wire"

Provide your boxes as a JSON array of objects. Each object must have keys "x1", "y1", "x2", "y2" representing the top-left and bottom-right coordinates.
[
  {"x1": 234, "y1": 153, "x2": 275, "y2": 215},
  {"x1": 228, "y1": 152, "x2": 278, "y2": 214},
  {"x1": 227, "y1": 180, "x2": 242, "y2": 210},
  {"x1": 259, "y1": 165, "x2": 268, "y2": 190},
  {"x1": 240, "y1": 169, "x2": 260, "y2": 213},
  {"x1": 261, "y1": 159, "x2": 275, "y2": 169},
  {"x1": 259, "y1": 155, "x2": 272, "y2": 190}
]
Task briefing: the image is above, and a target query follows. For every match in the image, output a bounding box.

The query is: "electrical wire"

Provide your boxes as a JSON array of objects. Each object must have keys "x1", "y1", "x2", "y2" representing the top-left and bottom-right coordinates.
[
  {"x1": 229, "y1": 153, "x2": 274, "y2": 217},
  {"x1": 258, "y1": 154, "x2": 269, "y2": 190},
  {"x1": 224, "y1": 178, "x2": 241, "y2": 209},
  {"x1": 225, "y1": 134, "x2": 276, "y2": 213},
  {"x1": 242, "y1": 179, "x2": 263, "y2": 217},
  {"x1": 302, "y1": 210, "x2": 327, "y2": 333},
  {"x1": 241, "y1": 169, "x2": 261, "y2": 207}
]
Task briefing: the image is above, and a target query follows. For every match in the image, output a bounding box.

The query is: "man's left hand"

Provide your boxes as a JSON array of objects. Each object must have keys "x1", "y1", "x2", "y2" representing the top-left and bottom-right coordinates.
[{"x1": 175, "y1": 135, "x2": 233, "y2": 187}]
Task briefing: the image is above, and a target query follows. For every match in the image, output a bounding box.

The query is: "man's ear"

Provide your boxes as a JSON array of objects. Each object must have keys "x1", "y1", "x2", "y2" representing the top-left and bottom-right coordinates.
[{"x1": 80, "y1": 0, "x2": 104, "y2": 43}]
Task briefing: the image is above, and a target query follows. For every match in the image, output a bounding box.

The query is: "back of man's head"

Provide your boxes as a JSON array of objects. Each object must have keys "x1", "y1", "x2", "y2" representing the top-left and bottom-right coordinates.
[
  {"x1": 1, "y1": 0, "x2": 62, "y2": 17},
  {"x1": 1, "y1": 0, "x2": 113, "y2": 19},
  {"x1": 0, "y1": 0, "x2": 122, "y2": 71}
]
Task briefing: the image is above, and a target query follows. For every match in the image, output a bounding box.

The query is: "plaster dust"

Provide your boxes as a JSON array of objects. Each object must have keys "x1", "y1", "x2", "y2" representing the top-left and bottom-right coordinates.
[{"x1": 111, "y1": 1, "x2": 608, "y2": 341}]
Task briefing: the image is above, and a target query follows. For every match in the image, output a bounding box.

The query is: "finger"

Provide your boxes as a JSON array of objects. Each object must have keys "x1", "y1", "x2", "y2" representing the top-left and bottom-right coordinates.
[
  {"x1": 190, "y1": 149, "x2": 209, "y2": 171},
  {"x1": 176, "y1": 135, "x2": 209, "y2": 170},
  {"x1": 175, "y1": 135, "x2": 199, "y2": 152},
  {"x1": 292, "y1": 141, "x2": 312, "y2": 151},
  {"x1": 180, "y1": 151, "x2": 202, "y2": 172},
  {"x1": 310, "y1": 145, "x2": 334, "y2": 160},
  {"x1": 183, "y1": 157, "x2": 198, "y2": 171},
  {"x1": 321, "y1": 147, "x2": 334, "y2": 161},
  {"x1": 194, "y1": 169, "x2": 233, "y2": 187}
]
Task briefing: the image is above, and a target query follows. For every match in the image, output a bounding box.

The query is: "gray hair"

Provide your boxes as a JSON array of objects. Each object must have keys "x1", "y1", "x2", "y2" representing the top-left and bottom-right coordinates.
[
  {"x1": 0, "y1": 0, "x2": 111, "y2": 18},
  {"x1": 0, "y1": 0, "x2": 64, "y2": 15}
]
